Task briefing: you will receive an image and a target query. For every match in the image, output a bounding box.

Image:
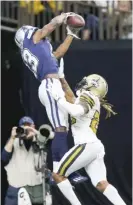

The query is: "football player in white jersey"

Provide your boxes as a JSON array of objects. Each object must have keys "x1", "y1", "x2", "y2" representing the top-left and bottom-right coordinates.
[{"x1": 47, "y1": 71, "x2": 126, "y2": 205}]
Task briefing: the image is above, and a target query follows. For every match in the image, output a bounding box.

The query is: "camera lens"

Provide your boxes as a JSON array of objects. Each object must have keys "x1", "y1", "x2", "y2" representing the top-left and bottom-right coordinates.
[{"x1": 40, "y1": 128, "x2": 50, "y2": 138}]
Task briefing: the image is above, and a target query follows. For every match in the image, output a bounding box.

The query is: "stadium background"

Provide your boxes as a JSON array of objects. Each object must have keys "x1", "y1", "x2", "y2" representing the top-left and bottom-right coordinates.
[{"x1": 1, "y1": 1, "x2": 132, "y2": 205}]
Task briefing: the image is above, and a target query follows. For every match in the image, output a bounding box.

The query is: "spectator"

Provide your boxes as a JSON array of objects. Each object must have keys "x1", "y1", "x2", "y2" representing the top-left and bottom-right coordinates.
[
  {"x1": 121, "y1": 13, "x2": 132, "y2": 39},
  {"x1": 82, "y1": 2, "x2": 108, "y2": 40},
  {"x1": 19, "y1": 0, "x2": 44, "y2": 15},
  {"x1": 46, "y1": 0, "x2": 63, "y2": 13},
  {"x1": 1, "y1": 116, "x2": 47, "y2": 205}
]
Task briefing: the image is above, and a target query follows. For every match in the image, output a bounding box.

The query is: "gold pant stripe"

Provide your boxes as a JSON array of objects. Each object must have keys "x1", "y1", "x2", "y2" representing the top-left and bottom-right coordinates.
[{"x1": 57, "y1": 144, "x2": 85, "y2": 176}]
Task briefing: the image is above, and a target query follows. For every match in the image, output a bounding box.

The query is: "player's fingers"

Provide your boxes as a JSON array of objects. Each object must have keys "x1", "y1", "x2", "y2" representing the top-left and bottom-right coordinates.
[
  {"x1": 64, "y1": 12, "x2": 76, "y2": 24},
  {"x1": 66, "y1": 12, "x2": 76, "y2": 17}
]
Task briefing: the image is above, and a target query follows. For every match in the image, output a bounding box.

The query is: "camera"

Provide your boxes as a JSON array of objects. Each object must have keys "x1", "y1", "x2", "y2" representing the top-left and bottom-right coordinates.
[
  {"x1": 37, "y1": 124, "x2": 54, "y2": 143},
  {"x1": 34, "y1": 124, "x2": 54, "y2": 149},
  {"x1": 32, "y1": 125, "x2": 54, "y2": 153},
  {"x1": 16, "y1": 126, "x2": 28, "y2": 138}
]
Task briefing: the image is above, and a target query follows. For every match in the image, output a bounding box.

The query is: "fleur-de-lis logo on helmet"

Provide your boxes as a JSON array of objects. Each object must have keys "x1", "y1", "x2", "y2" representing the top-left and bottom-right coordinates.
[{"x1": 91, "y1": 78, "x2": 100, "y2": 88}]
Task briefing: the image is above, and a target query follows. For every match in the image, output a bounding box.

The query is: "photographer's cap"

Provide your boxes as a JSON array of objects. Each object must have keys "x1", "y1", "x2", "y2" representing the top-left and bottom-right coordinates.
[{"x1": 19, "y1": 116, "x2": 34, "y2": 126}]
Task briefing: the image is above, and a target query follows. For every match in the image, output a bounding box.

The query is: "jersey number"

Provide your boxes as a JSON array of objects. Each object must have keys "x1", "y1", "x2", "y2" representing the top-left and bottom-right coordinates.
[
  {"x1": 71, "y1": 111, "x2": 100, "y2": 134},
  {"x1": 22, "y1": 49, "x2": 39, "y2": 78},
  {"x1": 90, "y1": 111, "x2": 100, "y2": 134}
]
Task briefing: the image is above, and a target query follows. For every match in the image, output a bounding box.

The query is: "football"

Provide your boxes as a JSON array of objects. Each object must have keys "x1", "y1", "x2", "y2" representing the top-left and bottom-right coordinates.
[{"x1": 67, "y1": 15, "x2": 85, "y2": 28}]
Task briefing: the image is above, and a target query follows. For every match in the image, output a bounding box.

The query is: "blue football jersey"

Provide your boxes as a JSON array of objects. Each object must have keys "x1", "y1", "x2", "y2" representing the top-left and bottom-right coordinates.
[{"x1": 21, "y1": 26, "x2": 58, "y2": 81}]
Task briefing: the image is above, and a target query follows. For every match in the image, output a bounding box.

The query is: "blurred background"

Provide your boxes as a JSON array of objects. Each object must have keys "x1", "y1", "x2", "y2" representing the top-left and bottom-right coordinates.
[
  {"x1": 1, "y1": 1, "x2": 132, "y2": 205},
  {"x1": 1, "y1": 0, "x2": 132, "y2": 40}
]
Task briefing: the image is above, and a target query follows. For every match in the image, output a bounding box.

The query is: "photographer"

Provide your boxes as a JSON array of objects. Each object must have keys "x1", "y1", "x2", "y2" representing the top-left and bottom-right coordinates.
[{"x1": 1, "y1": 116, "x2": 44, "y2": 205}]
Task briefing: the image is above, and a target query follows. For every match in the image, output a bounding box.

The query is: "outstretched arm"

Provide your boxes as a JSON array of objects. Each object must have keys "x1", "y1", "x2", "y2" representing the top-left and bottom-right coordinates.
[
  {"x1": 58, "y1": 58, "x2": 76, "y2": 103},
  {"x1": 47, "y1": 82, "x2": 90, "y2": 117},
  {"x1": 57, "y1": 92, "x2": 92, "y2": 117},
  {"x1": 53, "y1": 35, "x2": 74, "y2": 59},
  {"x1": 33, "y1": 13, "x2": 68, "y2": 44},
  {"x1": 60, "y1": 78, "x2": 76, "y2": 103},
  {"x1": 33, "y1": 12, "x2": 80, "y2": 48},
  {"x1": 53, "y1": 25, "x2": 80, "y2": 59},
  {"x1": 57, "y1": 98, "x2": 86, "y2": 117}
]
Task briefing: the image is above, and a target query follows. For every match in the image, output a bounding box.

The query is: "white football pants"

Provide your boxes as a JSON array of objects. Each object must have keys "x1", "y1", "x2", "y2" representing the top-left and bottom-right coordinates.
[
  {"x1": 54, "y1": 140, "x2": 107, "y2": 187},
  {"x1": 38, "y1": 78, "x2": 69, "y2": 129}
]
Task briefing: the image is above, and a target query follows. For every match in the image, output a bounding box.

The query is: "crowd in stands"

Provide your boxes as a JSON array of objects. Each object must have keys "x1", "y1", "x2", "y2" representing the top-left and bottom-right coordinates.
[
  {"x1": 1, "y1": 0, "x2": 132, "y2": 40},
  {"x1": 82, "y1": 0, "x2": 132, "y2": 40}
]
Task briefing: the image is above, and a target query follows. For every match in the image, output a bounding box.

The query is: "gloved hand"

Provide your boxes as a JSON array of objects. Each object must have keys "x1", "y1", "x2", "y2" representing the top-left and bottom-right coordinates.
[
  {"x1": 63, "y1": 12, "x2": 77, "y2": 24},
  {"x1": 66, "y1": 25, "x2": 80, "y2": 39},
  {"x1": 58, "y1": 58, "x2": 65, "y2": 78},
  {"x1": 58, "y1": 12, "x2": 81, "y2": 39},
  {"x1": 51, "y1": 12, "x2": 75, "y2": 26}
]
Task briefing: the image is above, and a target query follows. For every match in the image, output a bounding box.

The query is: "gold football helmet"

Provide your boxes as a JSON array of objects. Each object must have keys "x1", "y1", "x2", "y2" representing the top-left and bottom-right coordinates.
[
  {"x1": 75, "y1": 74, "x2": 117, "y2": 118},
  {"x1": 75, "y1": 74, "x2": 108, "y2": 99}
]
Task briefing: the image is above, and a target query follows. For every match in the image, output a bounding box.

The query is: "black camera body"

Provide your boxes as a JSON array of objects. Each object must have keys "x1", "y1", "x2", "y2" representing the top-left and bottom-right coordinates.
[{"x1": 16, "y1": 127, "x2": 28, "y2": 139}]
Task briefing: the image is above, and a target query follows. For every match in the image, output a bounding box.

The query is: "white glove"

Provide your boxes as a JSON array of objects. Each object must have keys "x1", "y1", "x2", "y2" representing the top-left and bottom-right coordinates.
[
  {"x1": 58, "y1": 58, "x2": 65, "y2": 78},
  {"x1": 51, "y1": 13, "x2": 75, "y2": 26},
  {"x1": 64, "y1": 12, "x2": 77, "y2": 24},
  {"x1": 66, "y1": 25, "x2": 80, "y2": 39},
  {"x1": 46, "y1": 82, "x2": 64, "y2": 101}
]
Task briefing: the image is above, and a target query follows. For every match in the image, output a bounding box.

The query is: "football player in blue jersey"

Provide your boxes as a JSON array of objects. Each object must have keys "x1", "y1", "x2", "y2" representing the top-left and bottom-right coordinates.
[{"x1": 15, "y1": 12, "x2": 87, "y2": 184}]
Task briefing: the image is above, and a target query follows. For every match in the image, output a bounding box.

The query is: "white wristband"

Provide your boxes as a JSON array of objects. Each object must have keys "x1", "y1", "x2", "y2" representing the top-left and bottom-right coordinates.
[{"x1": 59, "y1": 73, "x2": 65, "y2": 79}]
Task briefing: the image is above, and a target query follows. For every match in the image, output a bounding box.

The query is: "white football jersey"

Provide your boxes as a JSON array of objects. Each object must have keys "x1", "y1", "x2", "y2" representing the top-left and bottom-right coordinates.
[{"x1": 71, "y1": 91, "x2": 101, "y2": 144}]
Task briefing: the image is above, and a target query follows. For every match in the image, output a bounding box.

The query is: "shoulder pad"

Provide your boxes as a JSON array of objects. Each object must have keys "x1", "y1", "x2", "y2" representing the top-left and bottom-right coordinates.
[{"x1": 79, "y1": 91, "x2": 95, "y2": 108}]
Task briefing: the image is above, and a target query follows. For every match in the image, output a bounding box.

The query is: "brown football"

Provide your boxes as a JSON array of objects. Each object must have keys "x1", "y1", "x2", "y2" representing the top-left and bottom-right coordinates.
[{"x1": 67, "y1": 15, "x2": 85, "y2": 28}]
